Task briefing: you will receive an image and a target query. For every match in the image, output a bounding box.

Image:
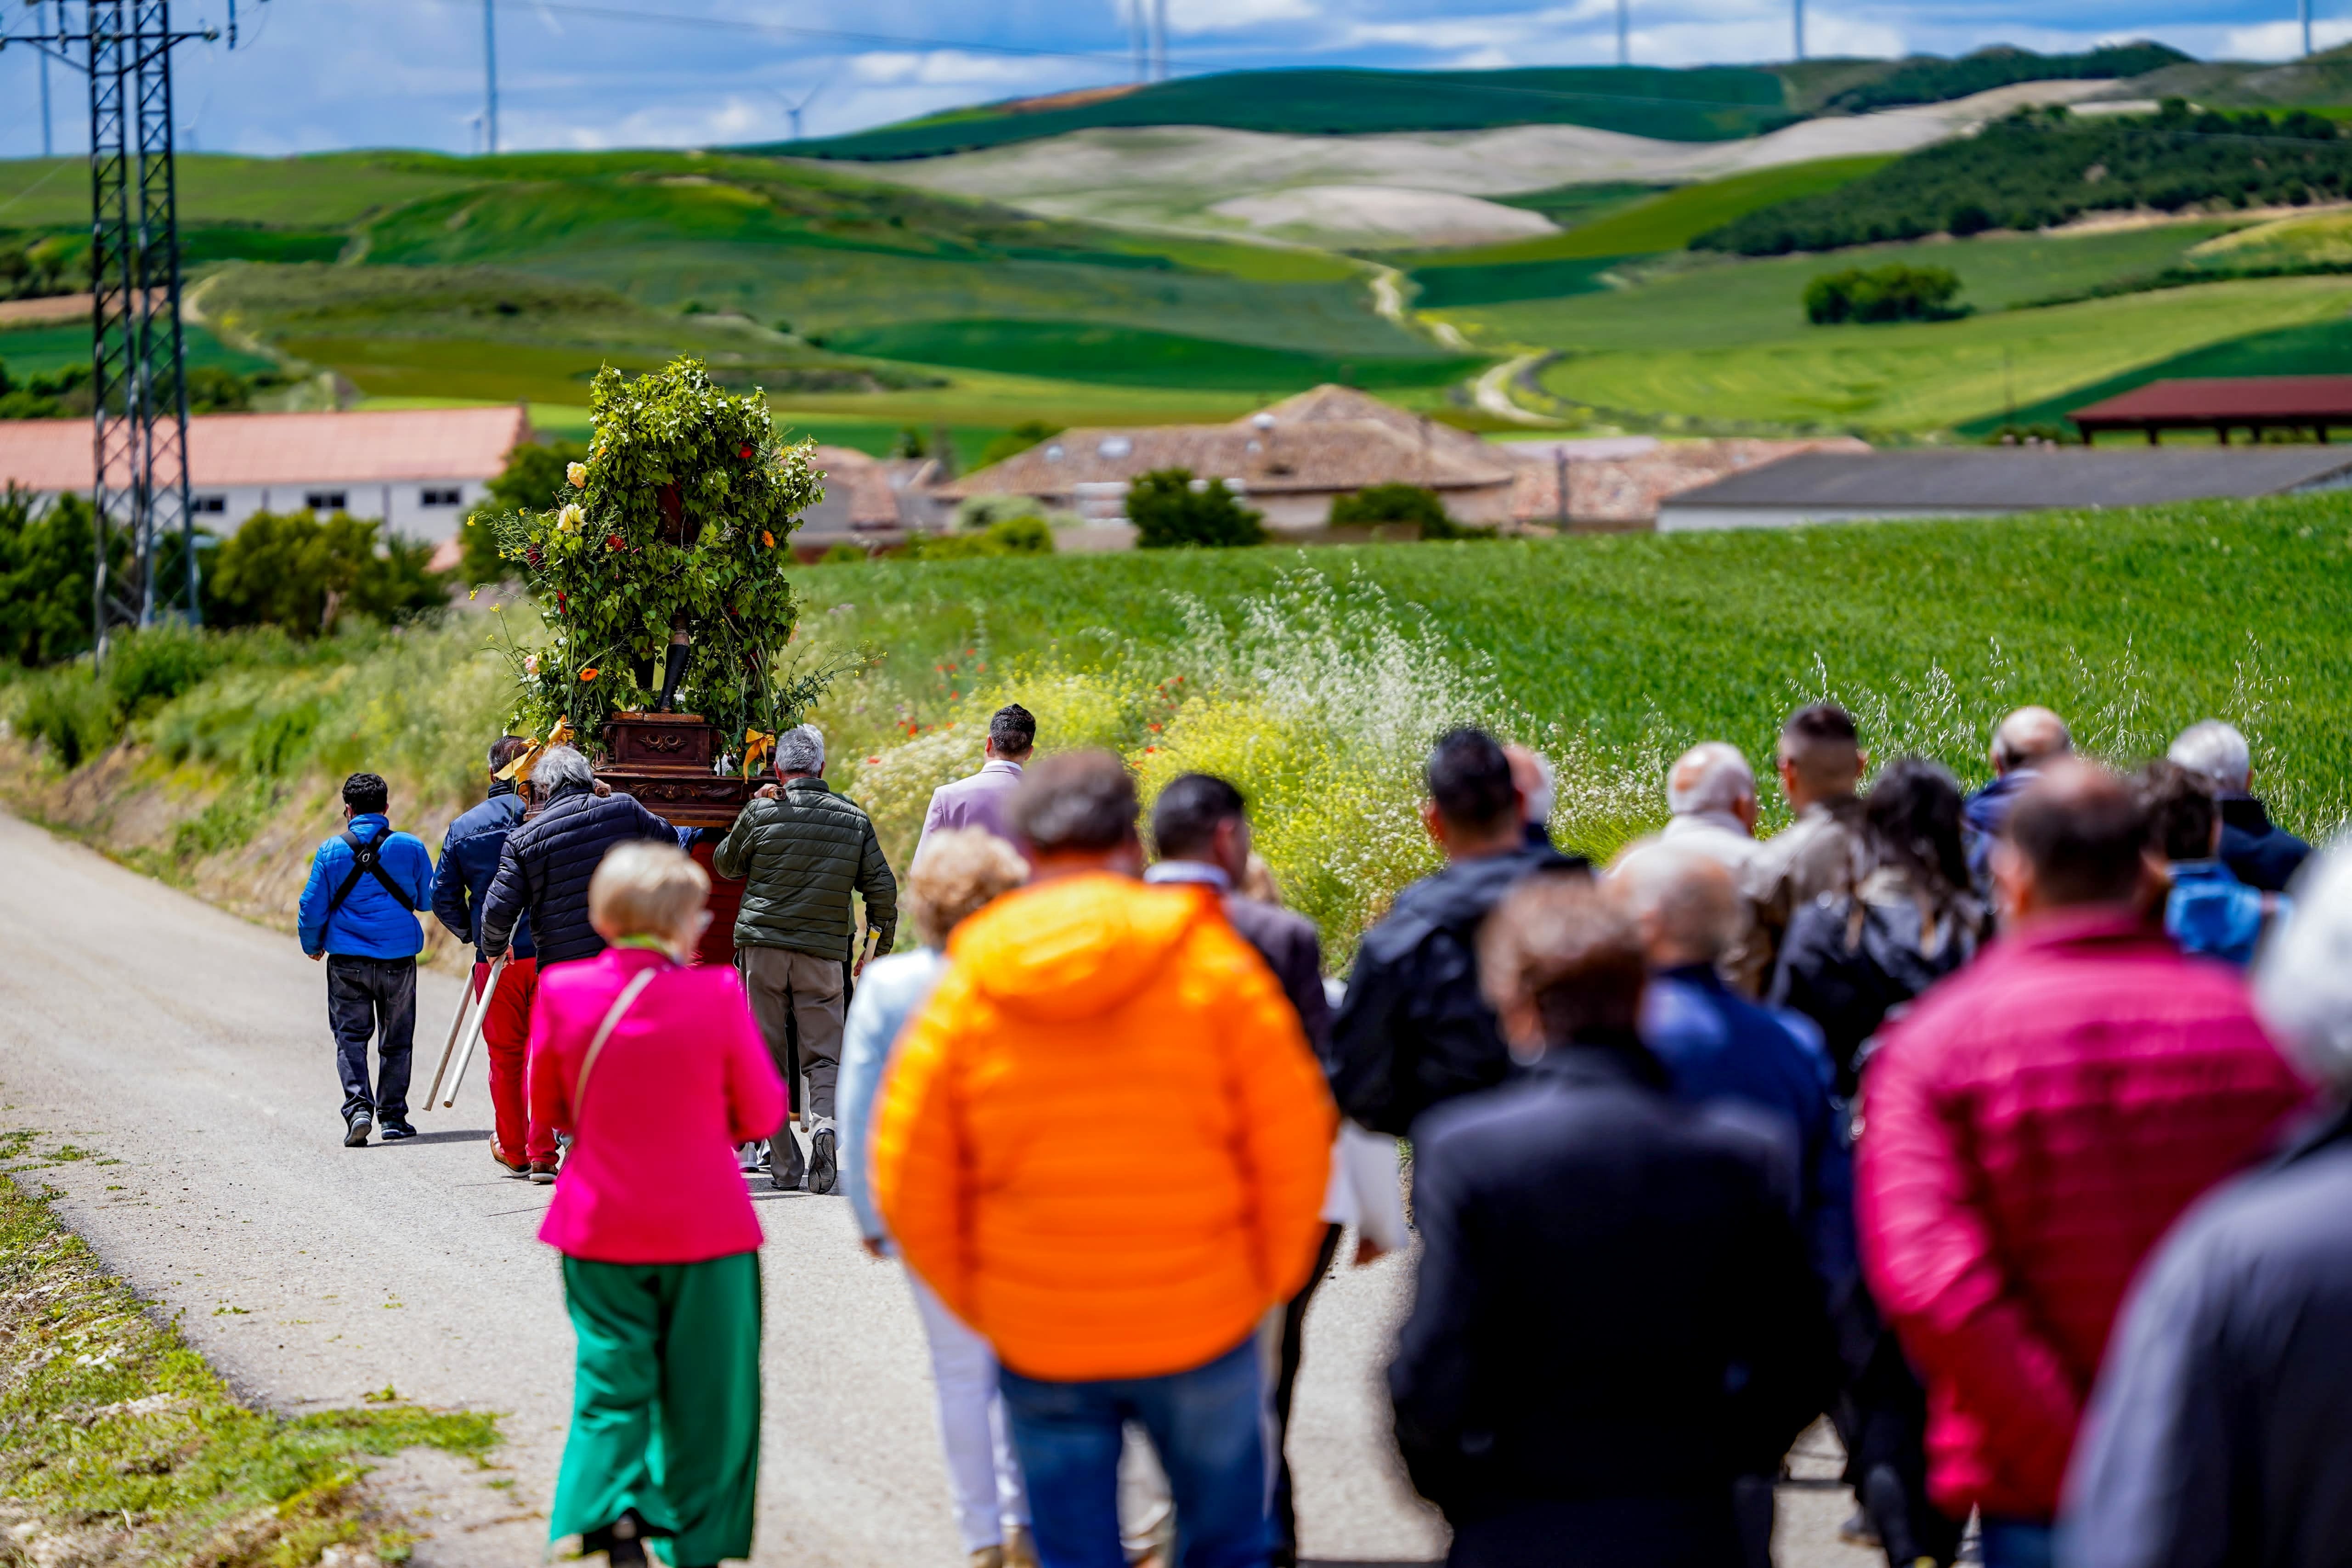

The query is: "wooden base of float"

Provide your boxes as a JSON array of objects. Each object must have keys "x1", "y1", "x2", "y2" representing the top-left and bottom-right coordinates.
[{"x1": 595, "y1": 710, "x2": 751, "y2": 966}]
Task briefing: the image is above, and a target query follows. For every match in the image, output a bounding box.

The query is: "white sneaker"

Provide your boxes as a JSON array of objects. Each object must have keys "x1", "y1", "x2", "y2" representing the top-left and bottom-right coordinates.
[{"x1": 737, "y1": 1140, "x2": 765, "y2": 1173}]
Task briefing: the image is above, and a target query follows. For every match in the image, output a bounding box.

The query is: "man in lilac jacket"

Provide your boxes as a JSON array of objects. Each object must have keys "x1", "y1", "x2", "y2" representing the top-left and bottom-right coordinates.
[{"x1": 917, "y1": 703, "x2": 1034, "y2": 855}]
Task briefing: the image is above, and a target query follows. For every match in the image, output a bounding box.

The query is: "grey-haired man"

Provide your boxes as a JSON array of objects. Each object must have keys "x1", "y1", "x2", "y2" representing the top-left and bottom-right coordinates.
[{"x1": 717, "y1": 724, "x2": 899, "y2": 1193}]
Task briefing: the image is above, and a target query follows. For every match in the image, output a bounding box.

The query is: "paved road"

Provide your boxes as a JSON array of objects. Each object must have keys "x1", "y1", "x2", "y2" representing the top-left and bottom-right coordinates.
[{"x1": 0, "y1": 812, "x2": 1872, "y2": 1568}]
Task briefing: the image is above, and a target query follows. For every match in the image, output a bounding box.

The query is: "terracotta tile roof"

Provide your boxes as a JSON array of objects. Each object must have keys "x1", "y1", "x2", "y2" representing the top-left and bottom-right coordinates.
[
  {"x1": 806, "y1": 444, "x2": 900, "y2": 528},
  {"x1": 939, "y1": 384, "x2": 1516, "y2": 501},
  {"x1": 1505, "y1": 436, "x2": 1872, "y2": 524},
  {"x1": 1665, "y1": 446, "x2": 2352, "y2": 510},
  {"x1": 0, "y1": 405, "x2": 532, "y2": 492}
]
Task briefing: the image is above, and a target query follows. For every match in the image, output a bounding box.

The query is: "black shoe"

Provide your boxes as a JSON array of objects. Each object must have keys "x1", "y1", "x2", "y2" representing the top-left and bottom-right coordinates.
[
  {"x1": 808, "y1": 1128, "x2": 837, "y2": 1194},
  {"x1": 379, "y1": 1121, "x2": 417, "y2": 1142},
  {"x1": 344, "y1": 1114, "x2": 373, "y2": 1148},
  {"x1": 585, "y1": 1508, "x2": 654, "y2": 1567},
  {"x1": 771, "y1": 1131, "x2": 805, "y2": 1191}
]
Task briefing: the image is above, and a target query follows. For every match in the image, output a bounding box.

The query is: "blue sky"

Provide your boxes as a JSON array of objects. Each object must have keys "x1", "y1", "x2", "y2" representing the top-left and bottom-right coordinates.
[{"x1": 0, "y1": 0, "x2": 2342, "y2": 160}]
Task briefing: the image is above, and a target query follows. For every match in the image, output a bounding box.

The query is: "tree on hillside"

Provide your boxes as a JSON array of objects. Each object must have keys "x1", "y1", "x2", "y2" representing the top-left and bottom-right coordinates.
[
  {"x1": 460, "y1": 438, "x2": 589, "y2": 585},
  {"x1": 206, "y1": 510, "x2": 448, "y2": 636},
  {"x1": 0, "y1": 488, "x2": 98, "y2": 665},
  {"x1": 1329, "y1": 482, "x2": 1493, "y2": 539},
  {"x1": 1804, "y1": 265, "x2": 1966, "y2": 325},
  {"x1": 1128, "y1": 468, "x2": 1265, "y2": 549}
]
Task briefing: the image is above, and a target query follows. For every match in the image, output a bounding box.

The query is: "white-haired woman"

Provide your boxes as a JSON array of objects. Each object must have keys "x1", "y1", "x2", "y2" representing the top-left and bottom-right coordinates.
[
  {"x1": 837, "y1": 827, "x2": 1034, "y2": 1568},
  {"x1": 530, "y1": 842, "x2": 786, "y2": 1568}
]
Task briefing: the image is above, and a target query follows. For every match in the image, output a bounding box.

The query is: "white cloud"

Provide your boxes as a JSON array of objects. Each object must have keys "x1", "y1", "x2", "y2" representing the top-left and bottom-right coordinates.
[
  {"x1": 1164, "y1": 0, "x2": 1322, "y2": 34},
  {"x1": 2220, "y1": 19, "x2": 2352, "y2": 61},
  {"x1": 848, "y1": 50, "x2": 1060, "y2": 88}
]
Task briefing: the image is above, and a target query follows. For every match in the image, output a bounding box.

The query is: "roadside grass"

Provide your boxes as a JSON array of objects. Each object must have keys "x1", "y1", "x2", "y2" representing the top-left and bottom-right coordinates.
[
  {"x1": 1504, "y1": 274, "x2": 2352, "y2": 432},
  {"x1": 0, "y1": 1163, "x2": 498, "y2": 1567}
]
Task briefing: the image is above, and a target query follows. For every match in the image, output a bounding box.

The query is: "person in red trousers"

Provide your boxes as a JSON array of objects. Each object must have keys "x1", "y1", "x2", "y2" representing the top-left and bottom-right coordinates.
[
  {"x1": 1856, "y1": 761, "x2": 2309, "y2": 1568},
  {"x1": 434, "y1": 736, "x2": 556, "y2": 1181}
]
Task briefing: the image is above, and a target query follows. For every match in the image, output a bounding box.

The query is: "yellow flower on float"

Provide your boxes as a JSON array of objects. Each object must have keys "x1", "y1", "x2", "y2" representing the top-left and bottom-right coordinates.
[
  {"x1": 557, "y1": 503, "x2": 585, "y2": 532},
  {"x1": 567, "y1": 462, "x2": 588, "y2": 488}
]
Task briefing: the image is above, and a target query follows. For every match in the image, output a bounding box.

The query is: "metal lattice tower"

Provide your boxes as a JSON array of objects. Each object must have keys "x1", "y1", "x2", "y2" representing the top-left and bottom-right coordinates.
[
  {"x1": 88, "y1": 1, "x2": 199, "y2": 644},
  {"x1": 6, "y1": 1, "x2": 228, "y2": 654}
]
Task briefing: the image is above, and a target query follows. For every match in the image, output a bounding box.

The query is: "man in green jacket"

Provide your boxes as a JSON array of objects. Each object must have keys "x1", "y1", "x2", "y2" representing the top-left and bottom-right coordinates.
[{"x1": 716, "y1": 724, "x2": 899, "y2": 1194}]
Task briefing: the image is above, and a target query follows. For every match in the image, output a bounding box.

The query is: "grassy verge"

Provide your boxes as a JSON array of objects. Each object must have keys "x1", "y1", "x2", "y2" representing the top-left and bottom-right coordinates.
[{"x1": 0, "y1": 1143, "x2": 497, "y2": 1566}]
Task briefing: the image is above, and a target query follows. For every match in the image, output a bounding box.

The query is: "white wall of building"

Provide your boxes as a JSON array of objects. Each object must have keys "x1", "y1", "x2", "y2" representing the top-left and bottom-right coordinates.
[{"x1": 32, "y1": 477, "x2": 490, "y2": 543}]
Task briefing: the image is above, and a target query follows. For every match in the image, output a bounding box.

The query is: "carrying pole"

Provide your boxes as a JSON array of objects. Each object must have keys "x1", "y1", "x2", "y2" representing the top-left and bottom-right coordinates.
[{"x1": 438, "y1": 954, "x2": 505, "y2": 1109}]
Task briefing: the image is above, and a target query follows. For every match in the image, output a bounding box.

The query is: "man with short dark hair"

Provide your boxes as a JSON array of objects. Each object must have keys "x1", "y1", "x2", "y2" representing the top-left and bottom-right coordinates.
[
  {"x1": 434, "y1": 736, "x2": 554, "y2": 1180},
  {"x1": 1858, "y1": 761, "x2": 2308, "y2": 1568},
  {"x1": 1328, "y1": 727, "x2": 1584, "y2": 1138},
  {"x1": 718, "y1": 723, "x2": 897, "y2": 1195},
  {"x1": 1148, "y1": 771, "x2": 1334, "y2": 1568},
  {"x1": 876, "y1": 749, "x2": 1334, "y2": 1568},
  {"x1": 2139, "y1": 760, "x2": 2282, "y2": 968},
  {"x1": 298, "y1": 771, "x2": 437, "y2": 1147},
  {"x1": 1738, "y1": 703, "x2": 1868, "y2": 994},
  {"x1": 918, "y1": 702, "x2": 1036, "y2": 855}
]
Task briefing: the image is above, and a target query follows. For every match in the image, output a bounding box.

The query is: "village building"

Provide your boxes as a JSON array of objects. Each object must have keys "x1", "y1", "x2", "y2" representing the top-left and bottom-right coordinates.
[{"x1": 0, "y1": 405, "x2": 531, "y2": 543}]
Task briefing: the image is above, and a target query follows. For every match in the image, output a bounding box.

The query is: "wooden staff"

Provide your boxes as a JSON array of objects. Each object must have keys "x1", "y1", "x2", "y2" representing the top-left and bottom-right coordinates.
[{"x1": 438, "y1": 955, "x2": 507, "y2": 1110}]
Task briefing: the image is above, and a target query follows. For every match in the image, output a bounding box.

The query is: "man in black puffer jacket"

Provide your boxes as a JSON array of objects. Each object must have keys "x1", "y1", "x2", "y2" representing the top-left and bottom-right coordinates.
[
  {"x1": 481, "y1": 744, "x2": 682, "y2": 968},
  {"x1": 715, "y1": 723, "x2": 897, "y2": 1194}
]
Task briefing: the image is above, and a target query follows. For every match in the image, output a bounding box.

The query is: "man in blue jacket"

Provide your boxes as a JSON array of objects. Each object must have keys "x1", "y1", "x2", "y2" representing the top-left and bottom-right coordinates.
[
  {"x1": 433, "y1": 736, "x2": 551, "y2": 1180},
  {"x1": 299, "y1": 772, "x2": 437, "y2": 1147}
]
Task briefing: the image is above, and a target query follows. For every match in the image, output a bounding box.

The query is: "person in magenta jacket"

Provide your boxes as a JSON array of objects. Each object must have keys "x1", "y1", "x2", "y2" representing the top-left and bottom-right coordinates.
[
  {"x1": 1855, "y1": 763, "x2": 2307, "y2": 1568},
  {"x1": 527, "y1": 842, "x2": 787, "y2": 1568}
]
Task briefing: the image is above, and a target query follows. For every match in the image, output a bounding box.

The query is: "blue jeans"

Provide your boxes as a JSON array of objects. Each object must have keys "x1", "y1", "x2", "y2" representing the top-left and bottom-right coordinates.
[
  {"x1": 1979, "y1": 1517, "x2": 2056, "y2": 1568},
  {"x1": 998, "y1": 1336, "x2": 1269, "y2": 1568}
]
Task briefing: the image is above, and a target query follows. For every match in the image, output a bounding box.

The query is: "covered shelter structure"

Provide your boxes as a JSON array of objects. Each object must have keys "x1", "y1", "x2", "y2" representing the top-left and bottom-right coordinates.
[
  {"x1": 1657, "y1": 447, "x2": 2352, "y2": 531},
  {"x1": 2068, "y1": 376, "x2": 2352, "y2": 446}
]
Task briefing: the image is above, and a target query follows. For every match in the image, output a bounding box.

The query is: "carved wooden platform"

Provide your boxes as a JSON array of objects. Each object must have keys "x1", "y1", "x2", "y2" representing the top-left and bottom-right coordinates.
[{"x1": 597, "y1": 712, "x2": 753, "y2": 830}]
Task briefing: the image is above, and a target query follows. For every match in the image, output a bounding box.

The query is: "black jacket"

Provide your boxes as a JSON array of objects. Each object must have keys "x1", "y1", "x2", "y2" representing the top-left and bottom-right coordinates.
[
  {"x1": 432, "y1": 783, "x2": 533, "y2": 963},
  {"x1": 2065, "y1": 1105, "x2": 2352, "y2": 1568},
  {"x1": 2220, "y1": 795, "x2": 2312, "y2": 895},
  {"x1": 1391, "y1": 1044, "x2": 1835, "y2": 1543},
  {"x1": 1328, "y1": 843, "x2": 1583, "y2": 1137},
  {"x1": 1223, "y1": 892, "x2": 1331, "y2": 1060},
  {"x1": 480, "y1": 784, "x2": 678, "y2": 966},
  {"x1": 1766, "y1": 877, "x2": 1990, "y2": 1096}
]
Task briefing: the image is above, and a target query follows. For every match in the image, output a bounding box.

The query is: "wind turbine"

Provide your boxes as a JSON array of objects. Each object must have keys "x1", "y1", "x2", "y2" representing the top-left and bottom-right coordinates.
[{"x1": 778, "y1": 81, "x2": 825, "y2": 142}]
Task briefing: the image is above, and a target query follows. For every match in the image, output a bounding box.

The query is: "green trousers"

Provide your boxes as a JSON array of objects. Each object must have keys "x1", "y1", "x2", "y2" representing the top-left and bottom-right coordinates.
[{"x1": 553, "y1": 1251, "x2": 763, "y2": 1567}]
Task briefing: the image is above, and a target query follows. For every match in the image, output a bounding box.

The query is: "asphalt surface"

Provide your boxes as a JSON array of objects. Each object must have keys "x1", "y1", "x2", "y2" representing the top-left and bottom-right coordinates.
[{"x1": 0, "y1": 811, "x2": 1874, "y2": 1568}]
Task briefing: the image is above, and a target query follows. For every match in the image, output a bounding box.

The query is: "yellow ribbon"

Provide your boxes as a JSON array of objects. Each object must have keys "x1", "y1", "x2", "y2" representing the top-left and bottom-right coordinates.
[
  {"x1": 495, "y1": 716, "x2": 575, "y2": 782},
  {"x1": 741, "y1": 728, "x2": 775, "y2": 775}
]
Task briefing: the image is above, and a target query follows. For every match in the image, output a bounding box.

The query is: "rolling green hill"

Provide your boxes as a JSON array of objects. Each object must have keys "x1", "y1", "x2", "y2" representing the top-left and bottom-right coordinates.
[
  {"x1": 774, "y1": 66, "x2": 1796, "y2": 162},
  {"x1": 1959, "y1": 314, "x2": 2352, "y2": 435}
]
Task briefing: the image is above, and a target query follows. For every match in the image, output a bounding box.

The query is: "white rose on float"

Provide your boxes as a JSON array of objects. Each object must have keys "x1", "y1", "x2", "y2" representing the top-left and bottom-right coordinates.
[
  {"x1": 557, "y1": 503, "x2": 585, "y2": 531},
  {"x1": 524, "y1": 653, "x2": 539, "y2": 676},
  {"x1": 567, "y1": 462, "x2": 588, "y2": 488}
]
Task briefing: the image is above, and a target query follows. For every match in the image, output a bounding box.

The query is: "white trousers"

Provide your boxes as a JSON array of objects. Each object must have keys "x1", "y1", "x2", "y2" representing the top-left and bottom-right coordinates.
[{"x1": 908, "y1": 1272, "x2": 1032, "y2": 1552}]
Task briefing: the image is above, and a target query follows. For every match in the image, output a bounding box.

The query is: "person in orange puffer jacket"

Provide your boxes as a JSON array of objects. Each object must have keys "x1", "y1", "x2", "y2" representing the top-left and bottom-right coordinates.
[{"x1": 874, "y1": 750, "x2": 1336, "y2": 1568}]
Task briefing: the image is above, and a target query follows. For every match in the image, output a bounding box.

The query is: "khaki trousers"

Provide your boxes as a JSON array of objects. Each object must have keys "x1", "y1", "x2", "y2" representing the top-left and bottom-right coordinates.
[{"x1": 738, "y1": 945, "x2": 847, "y2": 1126}]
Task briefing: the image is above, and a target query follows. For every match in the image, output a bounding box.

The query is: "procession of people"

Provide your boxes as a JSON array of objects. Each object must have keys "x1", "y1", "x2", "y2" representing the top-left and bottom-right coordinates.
[{"x1": 291, "y1": 692, "x2": 2346, "y2": 1568}]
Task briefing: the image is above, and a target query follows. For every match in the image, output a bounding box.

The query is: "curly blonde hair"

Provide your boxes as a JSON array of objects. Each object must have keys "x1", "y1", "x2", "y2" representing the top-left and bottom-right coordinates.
[{"x1": 906, "y1": 828, "x2": 1029, "y2": 948}]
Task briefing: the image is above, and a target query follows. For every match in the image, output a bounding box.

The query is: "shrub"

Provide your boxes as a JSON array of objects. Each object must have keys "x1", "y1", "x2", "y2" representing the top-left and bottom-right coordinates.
[
  {"x1": 1804, "y1": 264, "x2": 1967, "y2": 325},
  {"x1": 1128, "y1": 469, "x2": 1265, "y2": 549},
  {"x1": 15, "y1": 666, "x2": 116, "y2": 767},
  {"x1": 903, "y1": 515, "x2": 1056, "y2": 561},
  {"x1": 1328, "y1": 483, "x2": 1493, "y2": 539},
  {"x1": 819, "y1": 542, "x2": 867, "y2": 565},
  {"x1": 461, "y1": 438, "x2": 588, "y2": 586},
  {"x1": 0, "y1": 487, "x2": 98, "y2": 666},
  {"x1": 185, "y1": 367, "x2": 250, "y2": 413},
  {"x1": 206, "y1": 510, "x2": 449, "y2": 636}
]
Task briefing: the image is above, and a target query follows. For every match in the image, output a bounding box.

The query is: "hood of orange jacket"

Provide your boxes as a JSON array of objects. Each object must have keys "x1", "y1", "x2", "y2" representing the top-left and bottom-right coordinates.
[{"x1": 953, "y1": 869, "x2": 1205, "y2": 1020}]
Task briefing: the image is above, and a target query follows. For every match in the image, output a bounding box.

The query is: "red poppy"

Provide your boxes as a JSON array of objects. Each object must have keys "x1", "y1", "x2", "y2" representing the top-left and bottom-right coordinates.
[
  {"x1": 607, "y1": 535, "x2": 624, "y2": 550},
  {"x1": 580, "y1": 668, "x2": 599, "y2": 682},
  {"x1": 762, "y1": 530, "x2": 775, "y2": 548},
  {"x1": 739, "y1": 444, "x2": 755, "y2": 460}
]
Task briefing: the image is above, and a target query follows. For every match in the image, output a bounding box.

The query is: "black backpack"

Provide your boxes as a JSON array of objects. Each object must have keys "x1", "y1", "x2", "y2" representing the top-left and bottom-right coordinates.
[{"x1": 325, "y1": 827, "x2": 414, "y2": 918}]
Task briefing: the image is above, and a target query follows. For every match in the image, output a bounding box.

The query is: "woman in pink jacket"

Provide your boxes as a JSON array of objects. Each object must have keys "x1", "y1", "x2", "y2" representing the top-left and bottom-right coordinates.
[{"x1": 528, "y1": 841, "x2": 787, "y2": 1568}]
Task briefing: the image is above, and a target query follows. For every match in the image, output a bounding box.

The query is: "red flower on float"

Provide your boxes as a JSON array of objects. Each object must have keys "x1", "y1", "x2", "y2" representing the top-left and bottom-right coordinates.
[
  {"x1": 581, "y1": 668, "x2": 600, "y2": 682},
  {"x1": 739, "y1": 443, "x2": 756, "y2": 460}
]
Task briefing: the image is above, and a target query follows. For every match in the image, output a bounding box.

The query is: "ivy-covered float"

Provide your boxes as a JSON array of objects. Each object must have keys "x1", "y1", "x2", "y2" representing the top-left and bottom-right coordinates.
[{"x1": 480, "y1": 357, "x2": 842, "y2": 952}]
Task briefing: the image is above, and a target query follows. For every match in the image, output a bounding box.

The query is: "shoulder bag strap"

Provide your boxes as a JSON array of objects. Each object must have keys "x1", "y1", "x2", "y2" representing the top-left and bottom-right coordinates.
[{"x1": 573, "y1": 968, "x2": 660, "y2": 1119}]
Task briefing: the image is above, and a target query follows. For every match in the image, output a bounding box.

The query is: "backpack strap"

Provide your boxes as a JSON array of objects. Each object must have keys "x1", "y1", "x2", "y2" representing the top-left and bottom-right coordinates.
[
  {"x1": 324, "y1": 826, "x2": 414, "y2": 919},
  {"x1": 573, "y1": 968, "x2": 660, "y2": 1119}
]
